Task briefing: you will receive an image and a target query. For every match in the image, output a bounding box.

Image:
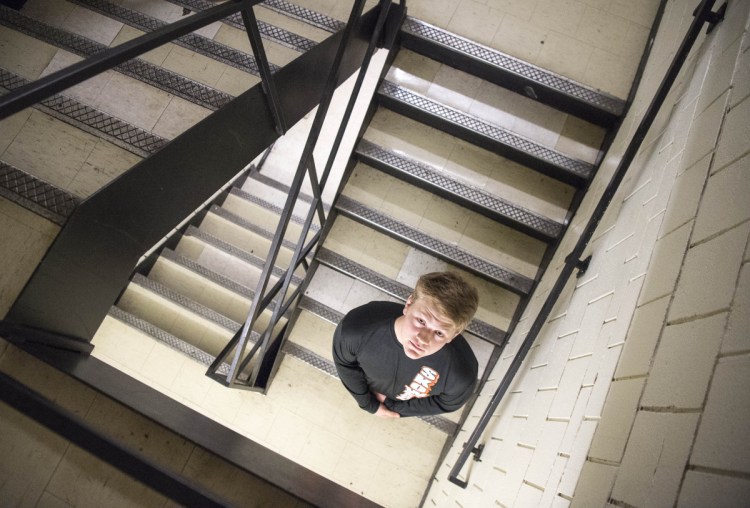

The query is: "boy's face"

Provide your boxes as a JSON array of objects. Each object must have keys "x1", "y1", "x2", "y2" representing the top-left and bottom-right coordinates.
[{"x1": 397, "y1": 296, "x2": 460, "y2": 360}]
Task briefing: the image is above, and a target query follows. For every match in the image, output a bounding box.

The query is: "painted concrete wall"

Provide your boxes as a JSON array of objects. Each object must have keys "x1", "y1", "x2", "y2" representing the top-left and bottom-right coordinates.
[{"x1": 427, "y1": 0, "x2": 750, "y2": 506}]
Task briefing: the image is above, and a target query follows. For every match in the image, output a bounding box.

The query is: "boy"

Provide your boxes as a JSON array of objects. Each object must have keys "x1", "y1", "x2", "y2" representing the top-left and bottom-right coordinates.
[{"x1": 333, "y1": 272, "x2": 479, "y2": 418}]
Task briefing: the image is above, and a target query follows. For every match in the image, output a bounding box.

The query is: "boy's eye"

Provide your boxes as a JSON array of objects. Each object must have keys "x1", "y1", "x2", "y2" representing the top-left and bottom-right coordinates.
[
  {"x1": 435, "y1": 331, "x2": 444, "y2": 338},
  {"x1": 417, "y1": 318, "x2": 425, "y2": 325}
]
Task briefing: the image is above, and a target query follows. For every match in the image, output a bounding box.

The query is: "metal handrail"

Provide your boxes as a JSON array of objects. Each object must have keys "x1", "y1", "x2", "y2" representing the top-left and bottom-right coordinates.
[
  {"x1": 0, "y1": 0, "x2": 269, "y2": 120},
  {"x1": 206, "y1": 0, "x2": 397, "y2": 389},
  {"x1": 448, "y1": 0, "x2": 726, "y2": 488}
]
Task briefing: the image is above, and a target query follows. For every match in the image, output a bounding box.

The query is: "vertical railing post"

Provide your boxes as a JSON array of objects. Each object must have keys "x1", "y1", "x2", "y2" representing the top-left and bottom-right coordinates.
[
  {"x1": 215, "y1": 0, "x2": 368, "y2": 387},
  {"x1": 240, "y1": 0, "x2": 287, "y2": 134}
]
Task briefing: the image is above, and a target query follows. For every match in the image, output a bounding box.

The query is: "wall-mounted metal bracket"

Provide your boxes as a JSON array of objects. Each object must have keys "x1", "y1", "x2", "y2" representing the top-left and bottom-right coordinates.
[
  {"x1": 565, "y1": 253, "x2": 592, "y2": 278},
  {"x1": 470, "y1": 443, "x2": 485, "y2": 462},
  {"x1": 699, "y1": 1, "x2": 727, "y2": 34}
]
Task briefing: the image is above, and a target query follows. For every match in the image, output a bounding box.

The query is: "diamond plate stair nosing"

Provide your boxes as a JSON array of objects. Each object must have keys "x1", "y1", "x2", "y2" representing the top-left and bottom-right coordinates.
[
  {"x1": 130, "y1": 272, "x2": 240, "y2": 332},
  {"x1": 207, "y1": 205, "x2": 299, "y2": 252},
  {"x1": 281, "y1": 341, "x2": 458, "y2": 434},
  {"x1": 356, "y1": 138, "x2": 563, "y2": 240},
  {"x1": 228, "y1": 187, "x2": 321, "y2": 232},
  {"x1": 69, "y1": 0, "x2": 282, "y2": 77},
  {"x1": 0, "y1": 7, "x2": 232, "y2": 111},
  {"x1": 165, "y1": 0, "x2": 318, "y2": 52},
  {"x1": 336, "y1": 195, "x2": 534, "y2": 295},
  {"x1": 184, "y1": 225, "x2": 304, "y2": 286},
  {"x1": 247, "y1": 172, "x2": 332, "y2": 213},
  {"x1": 378, "y1": 80, "x2": 594, "y2": 183},
  {"x1": 161, "y1": 248, "x2": 256, "y2": 300},
  {"x1": 260, "y1": 0, "x2": 344, "y2": 33},
  {"x1": 314, "y1": 247, "x2": 507, "y2": 346},
  {"x1": 298, "y1": 296, "x2": 344, "y2": 325},
  {"x1": 0, "y1": 161, "x2": 78, "y2": 224},
  {"x1": 108, "y1": 306, "x2": 231, "y2": 375},
  {"x1": 1, "y1": 68, "x2": 167, "y2": 157},
  {"x1": 401, "y1": 17, "x2": 625, "y2": 117}
]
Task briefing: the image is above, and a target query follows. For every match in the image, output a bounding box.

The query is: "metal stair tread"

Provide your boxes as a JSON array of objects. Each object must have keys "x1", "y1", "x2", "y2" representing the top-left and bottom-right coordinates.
[
  {"x1": 247, "y1": 171, "x2": 332, "y2": 212},
  {"x1": 335, "y1": 195, "x2": 535, "y2": 295},
  {"x1": 401, "y1": 16, "x2": 625, "y2": 121},
  {"x1": 108, "y1": 306, "x2": 231, "y2": 375},
  {"x1": 184, "y1": 225, "x2": 304, "y2": 287},
  {"x1": 0, "y1": 6, "x2": 232, "y2": 111},
  {"x1": 0, "y1": 161, "x2": 79, "y2": 225},
  {"x1": 166, "y1": 0, "x2": 318, "y2": 53},
  {"x1": 355, "y1": 138, "x2": 564, "y2": 241},
  {"x1": 69, "y1": 0, "x2": 281, "y2": 76},
  {"x1": 377, "y1": 80, "x2": 594, "y2": 186},
  {"x1": 314, "y1": 247, "x2": 507, "y2": 346},
  {"x1": 260, "y1": 0, "x2": 345, "y2": 34},
  {"x1": 207, "y1": 204, "x2": 300, "y2": 254},
  {"x1": 129, "y1": 272, "x2": 240, "y2": 332},
  {"x1": 228, "y1": 186, "x2": 321, "y2": 231},
  {"x1": 161, "y1": 248, "x2": 256, "y2": 300},
  {"x1": 0, "y1": 68, "x2": 167, "y2": 157}
]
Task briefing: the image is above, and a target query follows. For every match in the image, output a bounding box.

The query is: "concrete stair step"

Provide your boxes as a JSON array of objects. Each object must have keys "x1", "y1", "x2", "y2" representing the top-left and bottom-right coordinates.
[
  {"x1": 335, "y1": 194, "x2": 535, "y2": 295},
  {"x1": 399, "y1": 16, "x2": 625, "y2": 127},
  {"x1": 364, "y1": 107, "x2": 575, "y2": 224},
  {"x1": 355, "y1": 138, "x2": 564, "y2": 242},
  {"x1": 108, "y1": 305, "x2": 233, "y2": 375},
  {"x1": 0, "y1": 5, "x2": 233, "y2": 110},
  {"x1": 376, "y1": 80, "x2": 594, "y2": 187},
  {"x1": 0, "y1": 67, "x2": 167, "y2": 157},
  {"x1": 117, "y1": 275, "x2": 234, "y2": 357}
]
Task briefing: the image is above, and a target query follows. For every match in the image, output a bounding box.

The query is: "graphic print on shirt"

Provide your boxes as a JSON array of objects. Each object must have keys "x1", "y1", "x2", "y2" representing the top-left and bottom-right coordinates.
[{"x1": 395, "y1": 366, "x2": 440, "y2": 400}]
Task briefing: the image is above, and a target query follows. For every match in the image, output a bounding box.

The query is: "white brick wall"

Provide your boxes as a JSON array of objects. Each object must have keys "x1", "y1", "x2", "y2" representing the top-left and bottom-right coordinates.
[{"x1": 425, "y1": 0, "x2": 750, "y2": 506}]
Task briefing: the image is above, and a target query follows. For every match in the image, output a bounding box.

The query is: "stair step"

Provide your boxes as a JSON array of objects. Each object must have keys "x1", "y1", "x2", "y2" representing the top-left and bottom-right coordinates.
[
  {"x1": 130, "y1": 272, "x2": 240, "y2": 332},
  {"x1": 0, "y1": 161, "x2": 79, "y2": 225},
  {"x1": 244, "y1": 171, "x2": 332, "y2": 213},
  {"x1": 315, "y1": 247, "x2": 506, "y2": 346},
  {"x1": 108, "y1": 306, "x2": 232, "y2": 375},
  {"x1": 161, "y1": 247, "x2": 254, "y2": 299},
  {"x1": 355, "y1": 138, "x2": 563, "y2": 241},
  {"x1": 69, "y1": 0, "x2": 280, "y2": 76},
  {"x1": 260, "y1": 0, "x2": 345, "y2": 33},
  {"x1": 377, "y1": 80, "x2": 594, "y2": 187},
  {"x1": 0, "y1": 68, "x2": 167, "y2": 157},
  {"x1": 400, "y1": 16, "x2": 625, "y2": 127},
  {"x1": 0, "y1": 6, "x2": 232, "y2": 110},
  {"x1": 167, "y1": 0, "x2": 319, "y2": 53},
  {"x1": 227, "y1": 186, "x2": 321, "y2": 232},
  {"x1": 184, "y1": 225, "x2": 304, "y2": 287},
  {"x1": 335, "y1": 195, "x2": 534, "y2": 295}
]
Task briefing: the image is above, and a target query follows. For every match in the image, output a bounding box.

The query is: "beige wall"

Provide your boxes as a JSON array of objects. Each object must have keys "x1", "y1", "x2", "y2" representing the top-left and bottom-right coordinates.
[{"x1": 427, "y1": 0, "x2": 750, "y2": 505}]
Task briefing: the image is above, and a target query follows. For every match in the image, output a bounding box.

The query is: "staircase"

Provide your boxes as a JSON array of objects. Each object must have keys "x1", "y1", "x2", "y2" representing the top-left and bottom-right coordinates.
[{"x1": 0, "y1": 0, "x2": 627, "y2": 506}]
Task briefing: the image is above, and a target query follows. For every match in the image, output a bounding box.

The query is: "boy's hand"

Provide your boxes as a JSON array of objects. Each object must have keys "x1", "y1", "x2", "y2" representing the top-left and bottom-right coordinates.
[{"x1": 375, "y1": 403, "x2": 400, "y2": 418}]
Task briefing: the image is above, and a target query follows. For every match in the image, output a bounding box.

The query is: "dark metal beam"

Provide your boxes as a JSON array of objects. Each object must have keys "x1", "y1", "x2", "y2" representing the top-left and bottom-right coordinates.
[{"x1": 0, "y1": 372, "x2": 227, "y2": 507}]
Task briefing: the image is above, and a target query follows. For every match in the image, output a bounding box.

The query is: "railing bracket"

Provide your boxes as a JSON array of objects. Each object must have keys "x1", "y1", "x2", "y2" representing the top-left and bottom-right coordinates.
[
  {"x1": 470, "y1": 443, "x2": 485, "y2": 462},
  {"x1": 696, "y1": 1, "x2": 726, "y2": 34},
  {"x1": 565, "y1": 253, "x2": 592, "y2": 278}
]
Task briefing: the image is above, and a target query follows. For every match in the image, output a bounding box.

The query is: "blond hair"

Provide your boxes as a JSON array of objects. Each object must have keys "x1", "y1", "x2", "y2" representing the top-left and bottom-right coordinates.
[{"x1": 412, "y1": 272, "x2": 479, "y2": 332}]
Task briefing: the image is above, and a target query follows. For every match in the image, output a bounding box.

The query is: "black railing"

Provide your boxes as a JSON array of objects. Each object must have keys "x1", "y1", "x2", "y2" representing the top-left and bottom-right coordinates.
[
  {"x1": 448, "y1": 0, "x2": 726, "y2": 489},
  {"x1": 206, "y1": 0, "x2": 400, "y2": 390},
  {"x1": 1, "y1": 0, "x2": 391, "y2": 354}
]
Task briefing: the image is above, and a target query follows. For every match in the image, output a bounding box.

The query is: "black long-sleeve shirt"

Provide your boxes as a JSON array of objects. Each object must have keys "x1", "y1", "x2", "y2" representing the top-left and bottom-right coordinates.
[{"x1": 332, "y1": 301, "x2": 478, "y2": 417}]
